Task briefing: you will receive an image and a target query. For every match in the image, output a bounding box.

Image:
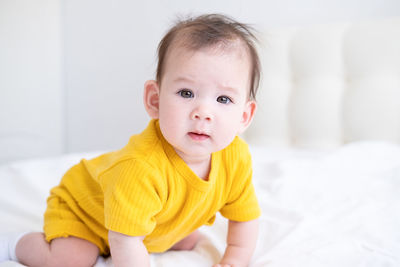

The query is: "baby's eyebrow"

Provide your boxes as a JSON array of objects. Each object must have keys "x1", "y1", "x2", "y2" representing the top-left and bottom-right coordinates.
[
  {"x1": 218, "y1": 84, "x2": 240, "y2": 95},
  {"x1": 173, "y1": 76, "x2": 195, "y2": 84},
  {"x1": 173, "y1": 76, "x2": 240, "y2": 95}
]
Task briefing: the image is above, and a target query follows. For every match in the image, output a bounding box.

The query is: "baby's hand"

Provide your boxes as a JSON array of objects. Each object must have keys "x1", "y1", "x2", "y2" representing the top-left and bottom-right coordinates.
[{"x1": 212, "y1": 264, "x2": 232, "y2": 267}]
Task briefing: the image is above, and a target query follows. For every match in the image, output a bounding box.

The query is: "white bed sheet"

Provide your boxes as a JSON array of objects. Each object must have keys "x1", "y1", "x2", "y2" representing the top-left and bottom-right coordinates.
[{"x1": 1, "y1": 141, "x2": 399, "y2": 267}]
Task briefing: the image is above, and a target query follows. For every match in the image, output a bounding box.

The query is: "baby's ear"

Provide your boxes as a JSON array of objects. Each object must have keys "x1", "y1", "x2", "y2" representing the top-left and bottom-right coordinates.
[
  {"x1": 238, "y1": 100, "x2": 257, "y2": 134},
  {"x1": 143, "y1": 80, "x2": 160, "y2": 119}
]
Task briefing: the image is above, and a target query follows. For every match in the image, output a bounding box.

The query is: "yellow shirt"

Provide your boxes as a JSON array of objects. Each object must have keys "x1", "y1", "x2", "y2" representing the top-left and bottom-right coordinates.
[{"x1": 50, "y1": 119, "x2": 261, "y2": 253}]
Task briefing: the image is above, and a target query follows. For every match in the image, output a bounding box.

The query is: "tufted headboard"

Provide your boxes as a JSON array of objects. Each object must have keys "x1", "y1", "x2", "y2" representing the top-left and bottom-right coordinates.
[{"x1": 244, "y1": 18, "x2": 400, "y2": 148}]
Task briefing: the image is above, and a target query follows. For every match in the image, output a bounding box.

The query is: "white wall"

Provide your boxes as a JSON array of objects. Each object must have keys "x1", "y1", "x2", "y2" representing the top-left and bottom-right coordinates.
[
  {"x1": 1, "y1": 0, "x2": 400, "y2": 162},
  {"x1": 0, "y1": 0, "x2": 63, "y2": 163}
]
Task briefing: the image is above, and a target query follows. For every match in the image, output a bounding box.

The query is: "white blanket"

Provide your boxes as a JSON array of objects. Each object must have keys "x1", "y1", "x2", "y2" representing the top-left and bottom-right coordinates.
[{"x1": 1, "y1": 141, "x2": 399, "y2": 267}]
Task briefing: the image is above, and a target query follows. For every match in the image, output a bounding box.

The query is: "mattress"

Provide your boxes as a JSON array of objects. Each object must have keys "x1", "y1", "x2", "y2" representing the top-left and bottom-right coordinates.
[{"x1": 1, "y1": 141, "x2": 399, "y2": 266}]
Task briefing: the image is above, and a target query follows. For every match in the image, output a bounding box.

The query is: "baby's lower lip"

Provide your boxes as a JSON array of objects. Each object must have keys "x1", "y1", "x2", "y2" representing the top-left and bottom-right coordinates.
[{"x1": 188, "y1": 132, "x2": 210, "y2": 141}]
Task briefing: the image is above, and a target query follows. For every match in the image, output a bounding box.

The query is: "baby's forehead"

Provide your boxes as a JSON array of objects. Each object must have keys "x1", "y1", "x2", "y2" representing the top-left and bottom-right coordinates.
[
  {"x1": 162, "y1": 42, "x2": 253, "y2": 96},
  {"x1": 166, "y1": 39, "x2": 252, "y2": 65}
]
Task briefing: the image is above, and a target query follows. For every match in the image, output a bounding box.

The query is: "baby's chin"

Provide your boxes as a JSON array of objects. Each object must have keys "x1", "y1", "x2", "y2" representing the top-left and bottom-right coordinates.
[{"x1": 165, "y1": 132, "x2": 236, "y2": 157}]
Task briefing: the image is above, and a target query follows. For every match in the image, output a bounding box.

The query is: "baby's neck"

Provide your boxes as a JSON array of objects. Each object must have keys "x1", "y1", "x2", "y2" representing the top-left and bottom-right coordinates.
[
  {"x1": 175, "y1": 151, "x2": 211, "y2": 180},
  {"x1": 188, "y1": 159, "x2": 211, "y2": 180}
]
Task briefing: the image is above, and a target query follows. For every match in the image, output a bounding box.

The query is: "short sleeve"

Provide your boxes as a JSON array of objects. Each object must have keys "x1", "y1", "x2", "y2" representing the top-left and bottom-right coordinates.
[
  {"x1": 100, "y1": 159, "x2": 164, "y2": 236},
  {"x1": 219, "y1": 142, "x2": 261, "y2": 221}
]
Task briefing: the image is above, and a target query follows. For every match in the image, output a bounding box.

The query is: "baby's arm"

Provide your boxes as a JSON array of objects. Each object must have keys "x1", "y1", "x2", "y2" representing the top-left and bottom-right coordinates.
[
  {"x1": 108, "y1": 230, "x2": 150, "y2": 267},
  {"x1": 214, "y1": 219, "x2": 259, "y2": 267}
]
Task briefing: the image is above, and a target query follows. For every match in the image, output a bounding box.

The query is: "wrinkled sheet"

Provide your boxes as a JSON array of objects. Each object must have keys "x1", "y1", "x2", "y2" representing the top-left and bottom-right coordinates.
[{"x1": 1, "y1": 141, "x2": 399, "y2": 267}]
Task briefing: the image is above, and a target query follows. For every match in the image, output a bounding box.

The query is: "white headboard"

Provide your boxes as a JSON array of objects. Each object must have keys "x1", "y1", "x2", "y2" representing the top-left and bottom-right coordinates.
[{"x1": 245, "y1": 17, "x2": 400, "y2": 148}]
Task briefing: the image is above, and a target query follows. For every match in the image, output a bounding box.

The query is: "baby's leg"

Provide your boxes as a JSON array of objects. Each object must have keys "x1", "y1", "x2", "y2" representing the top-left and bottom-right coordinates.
[
  {"x1": 170, "y1": 230, "x2": 199, "y2": 251},
  {"x1": 16, "y1": 232, "x2": 99, "y2": 267}
]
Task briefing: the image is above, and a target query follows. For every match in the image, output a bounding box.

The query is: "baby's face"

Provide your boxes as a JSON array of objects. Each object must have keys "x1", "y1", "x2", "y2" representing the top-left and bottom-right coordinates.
[{"x1": 157, "y1": 46, "x2": 255, "y2": 162}]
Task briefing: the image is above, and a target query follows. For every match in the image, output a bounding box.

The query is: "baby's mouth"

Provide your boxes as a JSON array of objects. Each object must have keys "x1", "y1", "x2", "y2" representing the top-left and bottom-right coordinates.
[{"x1": 188, "y1": 132, "x2": 210, "y2": 141}]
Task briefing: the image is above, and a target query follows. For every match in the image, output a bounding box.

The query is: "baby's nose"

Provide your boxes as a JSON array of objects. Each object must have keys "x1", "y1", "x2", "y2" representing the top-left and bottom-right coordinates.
[{"x1": 190, "y1": 105, "x2": 213, "y2": 121}]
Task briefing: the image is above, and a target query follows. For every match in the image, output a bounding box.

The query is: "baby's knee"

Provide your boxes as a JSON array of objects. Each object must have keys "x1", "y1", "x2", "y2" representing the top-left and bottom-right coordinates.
[
  {"x1": 46, "y1": 251, "x2": 97, "y2": 267},
  {"x1": 170, "y1": 231, "x2": 200, "y2": 251},
  {"x1": 46, "y1": 236, "x2": 99, "y2": 267},
  {"x1": 46, "y1": 255, "x2": 93, "y2": 267}
]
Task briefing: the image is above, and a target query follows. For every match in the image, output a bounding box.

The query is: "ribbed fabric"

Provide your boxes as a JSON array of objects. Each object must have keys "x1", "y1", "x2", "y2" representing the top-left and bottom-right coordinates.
[{"x1": 44, "y1": 119, "x2": 260, "y2": 253}]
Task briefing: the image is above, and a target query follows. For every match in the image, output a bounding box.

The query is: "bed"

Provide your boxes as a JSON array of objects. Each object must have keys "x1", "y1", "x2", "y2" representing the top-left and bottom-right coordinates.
[{"x1": 1, "y1": 18, "x2": 400, "y2": 266}]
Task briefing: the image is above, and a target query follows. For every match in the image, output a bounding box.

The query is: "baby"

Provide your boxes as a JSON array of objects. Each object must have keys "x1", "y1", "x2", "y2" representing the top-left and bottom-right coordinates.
[{"x1": 1, "y1": 14, "x2": 261, "y2": 267}]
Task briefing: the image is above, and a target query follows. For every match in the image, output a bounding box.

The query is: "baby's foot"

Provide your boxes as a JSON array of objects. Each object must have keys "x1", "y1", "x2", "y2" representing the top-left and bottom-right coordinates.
[{"x1": 0, "y1": 232, "x2": 27, "y2": 262}]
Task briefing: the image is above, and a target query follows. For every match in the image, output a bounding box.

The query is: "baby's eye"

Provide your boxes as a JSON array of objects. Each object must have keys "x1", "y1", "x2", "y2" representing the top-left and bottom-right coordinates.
[
  {"x1": 178, "y1": 89, "x2": 194, "y2": 98},
  {"x1": 216, "y1": 95, "x2": 232, "y2": 104}
]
